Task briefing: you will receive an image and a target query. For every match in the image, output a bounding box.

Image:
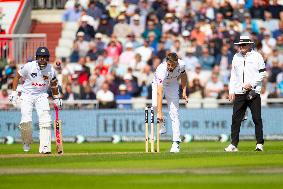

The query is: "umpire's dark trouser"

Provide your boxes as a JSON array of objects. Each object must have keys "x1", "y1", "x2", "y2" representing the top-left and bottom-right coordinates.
[{"x1": 231, "y1": 93, "x2": 264, "y2": 147}]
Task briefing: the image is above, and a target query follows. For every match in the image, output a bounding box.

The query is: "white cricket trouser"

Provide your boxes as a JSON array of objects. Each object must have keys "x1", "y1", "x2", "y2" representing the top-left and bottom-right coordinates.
[
  {"x1": 20, "y1": 93, "x2": 51, "y2": 152},
  {"x1": 152, "y1": 83, "x2": 181, "y2": 142}
]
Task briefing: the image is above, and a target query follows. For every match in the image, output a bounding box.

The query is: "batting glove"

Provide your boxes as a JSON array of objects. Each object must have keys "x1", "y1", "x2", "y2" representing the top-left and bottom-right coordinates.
[
  {"x1": 8, "y1": 91, "x2": 18, "y2": 107},
  {"x1": 53, "y1": 95, "x2": 63, "y2": 109}
]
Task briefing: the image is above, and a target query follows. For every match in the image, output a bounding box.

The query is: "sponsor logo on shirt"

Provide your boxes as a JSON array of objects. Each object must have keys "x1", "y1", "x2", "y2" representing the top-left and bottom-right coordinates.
[
  {"x1": 31, "y1": 73, "x2": 37, "y2": 78},
  {"x1": 32, "y1": 82, "x2": 46, "y2": 87}
]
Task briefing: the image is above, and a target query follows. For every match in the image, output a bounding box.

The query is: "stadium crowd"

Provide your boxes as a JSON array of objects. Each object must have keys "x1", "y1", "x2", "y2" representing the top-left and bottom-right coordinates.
[{"x1": 0, "y1": 0, "x2": 283, "y2": 109}]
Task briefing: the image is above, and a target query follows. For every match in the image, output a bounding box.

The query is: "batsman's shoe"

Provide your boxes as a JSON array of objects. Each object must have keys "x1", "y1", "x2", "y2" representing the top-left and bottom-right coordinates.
[
  {"x1": 170, "y1": 142, "x2": 180, "y2": 153},
  {"x1": 23, "y1": 144, "x2": 30, "y2": 152},
  {"x1": 41, "y1": 146, "x2": 51, "y2": 154},
  {"x1": 224, "y1": 144, "x2": 238, "y2": 152},
  {"x1": 255, "y1": 144, "x2": 263, "y2": 151}
]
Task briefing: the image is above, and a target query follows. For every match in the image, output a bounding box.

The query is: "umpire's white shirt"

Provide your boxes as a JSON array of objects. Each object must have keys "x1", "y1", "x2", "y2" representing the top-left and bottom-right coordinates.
[{"x1": 229, "y1": 50, "x2": 266, "y2": 94}]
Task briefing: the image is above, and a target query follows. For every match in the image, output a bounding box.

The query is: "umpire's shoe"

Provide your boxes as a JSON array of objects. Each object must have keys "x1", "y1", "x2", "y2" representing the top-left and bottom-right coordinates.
[
  {"x1": 224, "y1": 144, "x2": 238, "y2": 152},
  {"x1": 255, "y1": 144, "x2": 263, "y2": 151}
]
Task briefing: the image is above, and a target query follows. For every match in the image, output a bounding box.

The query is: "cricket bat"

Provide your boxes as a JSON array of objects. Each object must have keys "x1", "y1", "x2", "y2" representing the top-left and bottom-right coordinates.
[{"x1": 54, "y1": 104, "x2": 63, "y2": 154}]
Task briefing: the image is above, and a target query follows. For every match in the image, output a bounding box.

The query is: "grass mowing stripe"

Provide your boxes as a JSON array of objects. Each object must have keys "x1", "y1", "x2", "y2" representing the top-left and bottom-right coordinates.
[{"x1": 1, "y1": 174, "x2": 283, "y2": 189}]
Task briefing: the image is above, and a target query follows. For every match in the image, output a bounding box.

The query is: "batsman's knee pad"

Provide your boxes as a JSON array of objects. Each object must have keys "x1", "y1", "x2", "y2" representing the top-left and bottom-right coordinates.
[
  {"x1": 38, "y1": 110, "x2": 51, "y2": 127},
  {"x1": 19, "y1": 122, "x2": 33, "y2": 144}
]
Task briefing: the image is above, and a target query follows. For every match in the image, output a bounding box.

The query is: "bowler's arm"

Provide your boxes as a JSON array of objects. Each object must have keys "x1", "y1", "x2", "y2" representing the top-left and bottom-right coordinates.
[
  {"x1": 180, "y1": 72, "x2": 188, "y2": 102},
  {"x1": 157, "y1": 84, "x2": 163, "y2": 119}
]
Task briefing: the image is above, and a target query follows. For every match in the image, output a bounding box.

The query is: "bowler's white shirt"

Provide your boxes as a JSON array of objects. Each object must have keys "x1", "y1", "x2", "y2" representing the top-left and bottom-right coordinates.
[
  {"x1": 153, "y1": 59, "x2": 186, "y2": 87},
  {"x1": 18, "y1": 61, "x2": 56, "y2": 95}
]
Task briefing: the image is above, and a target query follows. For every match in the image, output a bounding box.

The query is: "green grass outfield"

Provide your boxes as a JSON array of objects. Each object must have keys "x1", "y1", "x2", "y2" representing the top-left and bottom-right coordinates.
[{"x1": 0, "y1": 141, "x2": 283, "y2": 189}]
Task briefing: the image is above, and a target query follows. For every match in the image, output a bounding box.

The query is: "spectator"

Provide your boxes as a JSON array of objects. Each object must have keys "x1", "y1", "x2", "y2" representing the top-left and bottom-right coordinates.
[
  {"x1": 156, "y1": 40, "x2": 167, "y2": 61},
  {"x1": 183, "y1": 47, "x2": 199, "y2": 72},
  {"x1": 138, "y1": 64, "x2": 154, "y2": 86},
  {"x1": 263, "y1": 11, "x2": 279, "y2": 33},
  {"x1": 72, "y1": 32, "x2": 90, "y2": 60},
  {"x1": 148, "y1": 32, "x2": 159, "y2": 54},
  {"x1": 189, "y1": 78, "x2": 205, "y2": 99},
  {"x1": 129, "y1": 53, "x2": 146, "y2": 75},
  {"x1": 96, "y1": 82, "x2": 116, "y2": 109},
  {"x1": 218, "y1": 0, "x2": 233, "y2": 19},
  {"x1": 268, "y1": 60, "x2": 282, "y2": 85},
  {"x1": 63, "y1": 83, "x2": 80, "y2": 101},
  {"x1": 267, "y1": 0, "x2": 283, "y2": 19},
  {"x1": 119, "y1": 42, "x2": 136, "y2": 68},
  {"x1": 123, "y1": 73, "x2": 139, "y2": 97},
  {"x1": 267, "y1": 49, "x2": 283, "y2": 68},
  {"x1": 142, "y1": 20, "x2": 162, "y2": 42},
  {"x1": 81, "y1": 83, "x2": 96, "y2": 100},
  {"x1": 77, "y1": 15, "x2": 95, "y2": 41},
  {"x1": 205, "y1": 73, "x2": 224, "y2": 98},
  {"x1": 115, "y1": 84, "x2": 132, "y2": 109},
  {"x1": 77, "y1": 57, "x2": 91, "y2": 86},
  {"x1": 198, "y1": 47, "x2": 215, "y2": 70},
  {"x1": 96, "y1": 14, "x2": 114, "y2": 37},
  {"x1": 135, "y1": 40, "x2": 153, "y2": 62},
  {"x1": 215, "y1": 45, "x2": 233, "y2": 82},
  {"x1": 0, "y1": 89, "x2": 9, "y2": 109},
  {"x1": 107, "y1": 1, "x2": 121, "y2": 19},
  {"x1": 162, "y1": 13, "x2": 179, "y2": 34},
  {"x1": 94, "y1": 33, "x2": 106, "y2": 53},
  {"x1": 113, "y1": 14, "x2": 132, "y2": 39},
  {"x1": 180, "y1": 30, "x2": 192, "y2": 52},
  {"x1": 86, "y1": 42, "x2": 99, "y2": 62},
  {"x1": 130, "y1": 14, "x2": 144, "y2": 38},
  {"x1": 95, "y1": 56, "x2": 109, "y2": 76},
  {"x1": 106, "y1": 39, "x2": 121, "y2": 60},
  {"x1": 124, "y1": 33, "x2": 141, "y2": 49},
  {"x1": 170, "y1": 39, "x2": 185, "y2": 58},
  {"x1": 261, "y1": 31, "x2": 277, "y2": 56},
  {"x1": 218, "y1": 84, "x2": 229, "y2": 100},
  {"x1": 249, "y1": 0, "x2": 265, "y2": 19},
  {"x1": 62, "y1": 2, "x2": 82, "y2": 22},
  {"x1": 242, "y1": 13, "x2": 259, "y2": 34},
  {"x1": 86, "y1": 0, "x2": 103, "y2": 20},
  {"x1": 188, "y1": 64, "x2": 208, "y2": 87},
  {"x1": 180, "y1": 13, "x2": 195, "y2": 32},
  {"x1": 190, "y1": 23, "x2": 206, "y2": 46},
  {"x1": 273, "y1": 21, "x2": 283, "y2": 39}
]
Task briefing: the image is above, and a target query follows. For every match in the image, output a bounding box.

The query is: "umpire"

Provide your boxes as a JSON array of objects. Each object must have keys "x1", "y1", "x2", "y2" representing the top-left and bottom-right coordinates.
[{"x1": 225, "y1": 36, "x2": 266, "y2": 152}]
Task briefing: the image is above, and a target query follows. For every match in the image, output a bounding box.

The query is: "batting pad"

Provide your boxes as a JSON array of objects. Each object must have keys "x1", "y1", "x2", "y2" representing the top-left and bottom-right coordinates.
[
  {"x1": 19, "y1": 122, "x2": 32, "y2": 144},
  {"x1": 39, "y1": 127, "x2": 51, "y2": 152}
]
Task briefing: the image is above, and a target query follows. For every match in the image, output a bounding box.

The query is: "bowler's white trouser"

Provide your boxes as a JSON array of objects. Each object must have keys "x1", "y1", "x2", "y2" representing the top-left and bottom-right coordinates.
[
  {"x1": 20, "y1": 93, "x2": 51, "y2": 152},
  {"x1": 152, "y1": 83, "x2": 181, "y2": 142}
]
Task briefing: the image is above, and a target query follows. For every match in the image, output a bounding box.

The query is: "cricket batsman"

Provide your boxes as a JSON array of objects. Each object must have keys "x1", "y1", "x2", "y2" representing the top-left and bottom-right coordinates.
[
  {"x1": 9, "y1": 47, "x2": 63, "y2": 154},
  {"x1": 152, "y1": 52, "x2": 188, "y2": 153}
]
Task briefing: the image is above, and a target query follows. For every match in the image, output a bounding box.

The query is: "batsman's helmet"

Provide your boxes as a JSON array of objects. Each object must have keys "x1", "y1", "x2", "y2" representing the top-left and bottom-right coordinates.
[
  {"x1": 36, "y1": 47, "x2": 50, "y2": 58},
  {"x1": 35, "y1": 47, "x2": 50, "y2": 70}
]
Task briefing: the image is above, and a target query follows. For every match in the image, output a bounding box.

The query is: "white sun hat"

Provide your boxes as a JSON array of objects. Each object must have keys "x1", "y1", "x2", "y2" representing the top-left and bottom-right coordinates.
[{"x1": 234, "y1": 36, "x2": 254, "y2": 45}]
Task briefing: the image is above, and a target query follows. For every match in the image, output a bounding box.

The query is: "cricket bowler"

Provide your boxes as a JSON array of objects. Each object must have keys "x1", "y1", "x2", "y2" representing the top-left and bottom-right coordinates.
[{"x1": 152, "y1": 52, "x2": 188, "y2": 153}]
